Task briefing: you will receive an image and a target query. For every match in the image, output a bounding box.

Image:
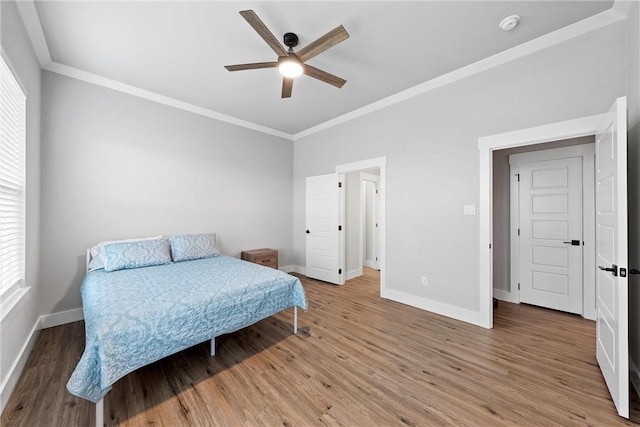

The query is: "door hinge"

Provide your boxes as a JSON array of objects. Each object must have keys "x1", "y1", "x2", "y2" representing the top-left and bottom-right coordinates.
[
  {"x1": 376, "y1": 256, "x2": 378, "y2": 261},
  {"x1": 517, "y1": 228, "x2": 520, "y2": 236},
  {"x1": 489, "y1": 243, "x2": 492, "y2": 249},
  {"x1": 516, "y1": 173, "x2": 520, "y2": 182},
  {"x1": 338, "y1": 182, "x2": 342, "y2": 188},
  {"x1": 376, "y1": 189, "x2": 379, "y2": 194},
  {"x1": 338, "y1": 225, "x2": 342, "y2": 231},
  {"x1": 376, "y1": 223, "x2": 378, "y2": 228},
  {"x1": 518, "y1": 283, "x2": 520, "y2": 290},
  {"x1": 338, "y1": 268, "x2": 342, "y2": 275}
]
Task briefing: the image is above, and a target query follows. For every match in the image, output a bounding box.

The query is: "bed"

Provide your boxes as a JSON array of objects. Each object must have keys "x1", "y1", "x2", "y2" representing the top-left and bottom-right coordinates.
[{"x1": 66, "y1": 235, "x2": 307, "y2": 426}]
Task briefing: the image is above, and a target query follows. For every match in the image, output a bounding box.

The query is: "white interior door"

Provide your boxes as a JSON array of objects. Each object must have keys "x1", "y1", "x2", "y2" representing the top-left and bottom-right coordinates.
[
  {"x1": 595, "y1": 97, "x2": 628, "y2": 418},
  {"x1": 306, "y1": 173, "x2": 344, "y2": 285},
  {"x1": 519, "y1": 157, "x2": 583, "y2": 314}
]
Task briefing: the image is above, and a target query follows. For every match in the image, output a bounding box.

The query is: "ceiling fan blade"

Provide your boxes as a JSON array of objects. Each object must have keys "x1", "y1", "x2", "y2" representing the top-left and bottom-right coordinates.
[
  {"x1": 239, "y1": 10, "x2": 289, "y2": 57},
  {"x1": 224, "y1": 62, "x2": 278, "y2": 72},
  {"x1": 303, "y1": 64, "x2": 346, "y2": 88},
  {"x1": 282, "y1": 77, "x2": 294, "y2": 98},
  {"x1": 297, "y1": 25, "x2": 349, "y2": 63}
]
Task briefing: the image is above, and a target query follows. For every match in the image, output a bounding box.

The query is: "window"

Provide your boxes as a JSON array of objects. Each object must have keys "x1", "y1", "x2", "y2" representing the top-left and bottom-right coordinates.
[{"x1": 0, "y1": 54, "x2": 26, "y2": 299}]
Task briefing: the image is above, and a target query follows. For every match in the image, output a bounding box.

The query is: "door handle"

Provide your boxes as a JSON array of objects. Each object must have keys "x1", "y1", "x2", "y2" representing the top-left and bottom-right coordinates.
[
  {"x1": 563, "y1": 240, "x2": 581, "y2": 246},
  {"x1": 598, "y1": 264, "x2": 618, "y2": 276}
]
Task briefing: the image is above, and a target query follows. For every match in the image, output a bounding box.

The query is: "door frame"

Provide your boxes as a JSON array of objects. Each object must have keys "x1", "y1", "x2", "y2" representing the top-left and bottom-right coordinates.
[
  {"x1": 336, "y1": 157, "x2": 387, "y2": 293},
  {"x1": 507, "y1": 145, "x2": 596, "y2": 320},
  {"x1": 478, "y1": 113, "x2": 606, "y2": 328}
]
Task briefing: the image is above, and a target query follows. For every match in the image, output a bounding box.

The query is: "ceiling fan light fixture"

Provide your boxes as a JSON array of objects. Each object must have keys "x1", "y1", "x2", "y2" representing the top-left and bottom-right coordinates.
[{"x1": 278, "y1": 56, "x2": 303, "y2": 78}]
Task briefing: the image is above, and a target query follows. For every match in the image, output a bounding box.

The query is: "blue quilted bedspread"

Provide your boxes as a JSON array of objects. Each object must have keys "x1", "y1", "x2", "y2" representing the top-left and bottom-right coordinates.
[{"x1": 67, "y1": 256, "x2": 307, "y2": 403}]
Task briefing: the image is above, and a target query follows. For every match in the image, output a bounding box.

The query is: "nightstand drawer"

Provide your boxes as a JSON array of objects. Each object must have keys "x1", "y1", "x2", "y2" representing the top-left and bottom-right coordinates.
[{"x1": 241, "y1": 248, "x2": 278, "y2": 269}]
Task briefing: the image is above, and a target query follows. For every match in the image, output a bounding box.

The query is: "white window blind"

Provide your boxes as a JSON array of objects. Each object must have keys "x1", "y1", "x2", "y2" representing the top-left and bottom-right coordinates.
[{"x1": 0, "y1": 55, "x2": 26, "y2": 298}]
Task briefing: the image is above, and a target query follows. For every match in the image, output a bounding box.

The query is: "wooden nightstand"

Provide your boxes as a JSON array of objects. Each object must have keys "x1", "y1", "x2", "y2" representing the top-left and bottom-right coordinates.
[{"x1": 241, "y1": 248, "x2": 278, "y2": 269}]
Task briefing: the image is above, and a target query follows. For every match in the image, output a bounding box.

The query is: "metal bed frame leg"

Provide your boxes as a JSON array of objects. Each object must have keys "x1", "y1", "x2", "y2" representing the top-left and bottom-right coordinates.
[
  {"x1": 96, "y1": 398, "x2": 104, "y2": 427},
  {"x1": 294, "y1": 306, "x2": 298, "y2": 334},
  {"x1": 210, "y1": 337, "x2": 215, "y2": 356}
]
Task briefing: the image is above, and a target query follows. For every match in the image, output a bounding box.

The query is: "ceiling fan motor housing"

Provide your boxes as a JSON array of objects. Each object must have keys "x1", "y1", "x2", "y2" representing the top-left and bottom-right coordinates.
[{"x1": 283, "y1": 32, "x2": 299, "y2": 49}]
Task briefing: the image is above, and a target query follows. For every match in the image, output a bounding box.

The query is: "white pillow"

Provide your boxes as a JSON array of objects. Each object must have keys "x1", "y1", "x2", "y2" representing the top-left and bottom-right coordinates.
[{"x1": 88, "y1": 235, "x2": 162, "y2": 271}]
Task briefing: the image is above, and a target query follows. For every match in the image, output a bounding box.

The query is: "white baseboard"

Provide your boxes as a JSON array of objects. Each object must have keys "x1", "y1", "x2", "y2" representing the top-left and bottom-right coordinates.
[
  {"x1": 631, "y1": 356, "x2": 640, "y2": 399},
  {"x1": 291, "y1": 265, "x2": 306, "y2": 275},
  {"x1": 364, "y1": 260, "x2": 377, "y2": 269},
  {"x1": 0, "y1": 320, "x2": 40, "y2": 413},
  {"x1": 346, "y1": 268, "x2": 363, "y2": 281},
  {"x1": 40, "y1": 307, "x2": 84, "y2": 329},
  {"x1": 493, "y1": 288, "x2": 519, "y2": 304},
  {"x1": 381, "y1": 288, "x2": 485, "y2": 327},
  {"x1": 279, "y1": 265, "x2": 294, "y2": 273},
  {"x1": 286, "y1": 265, "x2": 360, "y2": 281}
]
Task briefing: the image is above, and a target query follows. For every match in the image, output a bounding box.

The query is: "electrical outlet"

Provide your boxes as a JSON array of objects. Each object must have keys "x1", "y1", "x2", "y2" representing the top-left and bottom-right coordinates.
[{"x1": 421, "y1": 276, "x2": 428, "y2": 286}]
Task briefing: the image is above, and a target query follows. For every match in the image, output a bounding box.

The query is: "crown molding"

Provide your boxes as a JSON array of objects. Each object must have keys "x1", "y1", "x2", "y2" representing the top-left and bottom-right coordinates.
[
  {"x1": 293, "y1": 6, "x2": 627, "y2": 140},
  {"x1": 15, "y1": 1, "x2": 626, "y2": 142},
  {"x1": 612, "y1": 0, "x2": 634, "y2": 17},
  {"x1": 15, "y1": 0, "x2": 51, "y2": 66},
  {"x1": 44, "y1": 61, "x2": 294, "y2": 140},
  {"x1": 15, "y1": 0, "x2": 293, "y2": 140}
]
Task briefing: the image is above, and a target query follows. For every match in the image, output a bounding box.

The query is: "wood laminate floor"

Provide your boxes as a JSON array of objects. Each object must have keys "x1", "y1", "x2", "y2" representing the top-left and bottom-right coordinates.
[{"x1": 2, "y1": 268, "x2": 639, "y2": 426}]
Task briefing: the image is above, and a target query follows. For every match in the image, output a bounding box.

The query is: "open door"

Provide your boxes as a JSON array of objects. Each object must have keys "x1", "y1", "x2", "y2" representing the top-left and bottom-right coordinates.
[
  {"x1": 305, "y1": 173, "x2": 344, "y2": 285},
  {"x1": 595, "y1": 97, "x2": 628, "y2": 418}
]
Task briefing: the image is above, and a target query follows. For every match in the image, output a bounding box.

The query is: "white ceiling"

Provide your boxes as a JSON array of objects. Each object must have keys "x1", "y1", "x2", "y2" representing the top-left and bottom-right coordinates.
[{"x1": 29, "y1": 1, "x2": 614, "y2": 136}]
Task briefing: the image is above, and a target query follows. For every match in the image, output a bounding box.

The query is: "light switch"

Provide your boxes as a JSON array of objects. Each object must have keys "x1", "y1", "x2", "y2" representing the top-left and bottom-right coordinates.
[{"x1": 464, "y1": 205, "x2": 476, "y2": 215}]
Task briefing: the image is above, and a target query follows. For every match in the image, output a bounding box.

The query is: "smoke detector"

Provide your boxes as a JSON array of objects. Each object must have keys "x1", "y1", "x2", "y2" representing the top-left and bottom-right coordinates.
[{"x1": 499, "y1": 15, "x2": 520, "y2": 32}]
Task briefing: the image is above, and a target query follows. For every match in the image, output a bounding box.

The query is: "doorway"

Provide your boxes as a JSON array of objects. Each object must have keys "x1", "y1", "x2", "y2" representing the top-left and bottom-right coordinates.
[
  {"x1": 336, "y1": 157, "x2": 387, "y2": 294},
  {"x1": 493, "y1": 140, "x2": 596, "y2": 319},
  {"x1": 479, "y1": 98, "x2": 630, "y2": 418},
  {"x1": 343, "y1": 169, "x2": 380, "y2": 280}
]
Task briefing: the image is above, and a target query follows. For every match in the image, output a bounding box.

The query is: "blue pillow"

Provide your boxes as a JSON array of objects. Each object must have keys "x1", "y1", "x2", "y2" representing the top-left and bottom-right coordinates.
[
  {"x1": 103, "y1": 238, "x2": 172, "y2": 272},
  {"x1": 170, "y1": 233, "x2": 220, "y2": 262}
]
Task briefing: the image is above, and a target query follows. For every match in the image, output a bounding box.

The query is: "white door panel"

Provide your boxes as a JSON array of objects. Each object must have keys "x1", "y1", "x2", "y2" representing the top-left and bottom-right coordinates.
[
  {"x1": 519, "y1": 156, "x2": 583, "y2": 314},
  {"x1": 595, "y1": 97, "x2": 628, "y2": 418},
  {"x1": 306, "y1": 173, "x2": 344, "y2": 285}
]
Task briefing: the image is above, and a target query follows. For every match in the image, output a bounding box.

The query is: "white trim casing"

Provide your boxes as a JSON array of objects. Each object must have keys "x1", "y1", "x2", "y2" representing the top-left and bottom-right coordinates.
[
  {"x1": 381, "y1": 288, "x2": 486, "y2": 327},
  {"x1": 291, "y1": 265, "x2": 306, "y2": 276},
  {"x1": 0, "y1": 321, "x2": 40, "y2": 413},
  {"x1": 479, "y1": 114, "x2": 606, "y2": 329},
  {"x1": 40, "y1": 307, "x2": 84, "y2": 329},
  {"x1": 279, "y1": 265, "x2": 295, "y2": 274},
  {"x1": 493, "y1": 289, "x2": 519, "y2": 304},
  {"x1": 346, "y1": 268, "x2": 363, "y2": 281}
]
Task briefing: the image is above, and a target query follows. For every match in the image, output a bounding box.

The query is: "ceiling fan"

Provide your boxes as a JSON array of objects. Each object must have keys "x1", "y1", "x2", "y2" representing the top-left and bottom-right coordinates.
[{"x1": 224, "y1": 10, "x2": 349, "y2": 98}]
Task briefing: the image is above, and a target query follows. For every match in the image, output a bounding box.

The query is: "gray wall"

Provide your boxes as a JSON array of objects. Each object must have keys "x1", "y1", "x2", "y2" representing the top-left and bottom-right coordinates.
[
  {"x1": 293, "y1": 22, "x2": 627, "y2": 313},
  {"x1": 626, "y1": 2, "x2": 640, "y2": 389},
  {"x1": 39, "y1": 71, "x2": 293, "y2": 315},
  {"x1": 0, "y1": 0, "x2": 41, "y2": 409}
]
